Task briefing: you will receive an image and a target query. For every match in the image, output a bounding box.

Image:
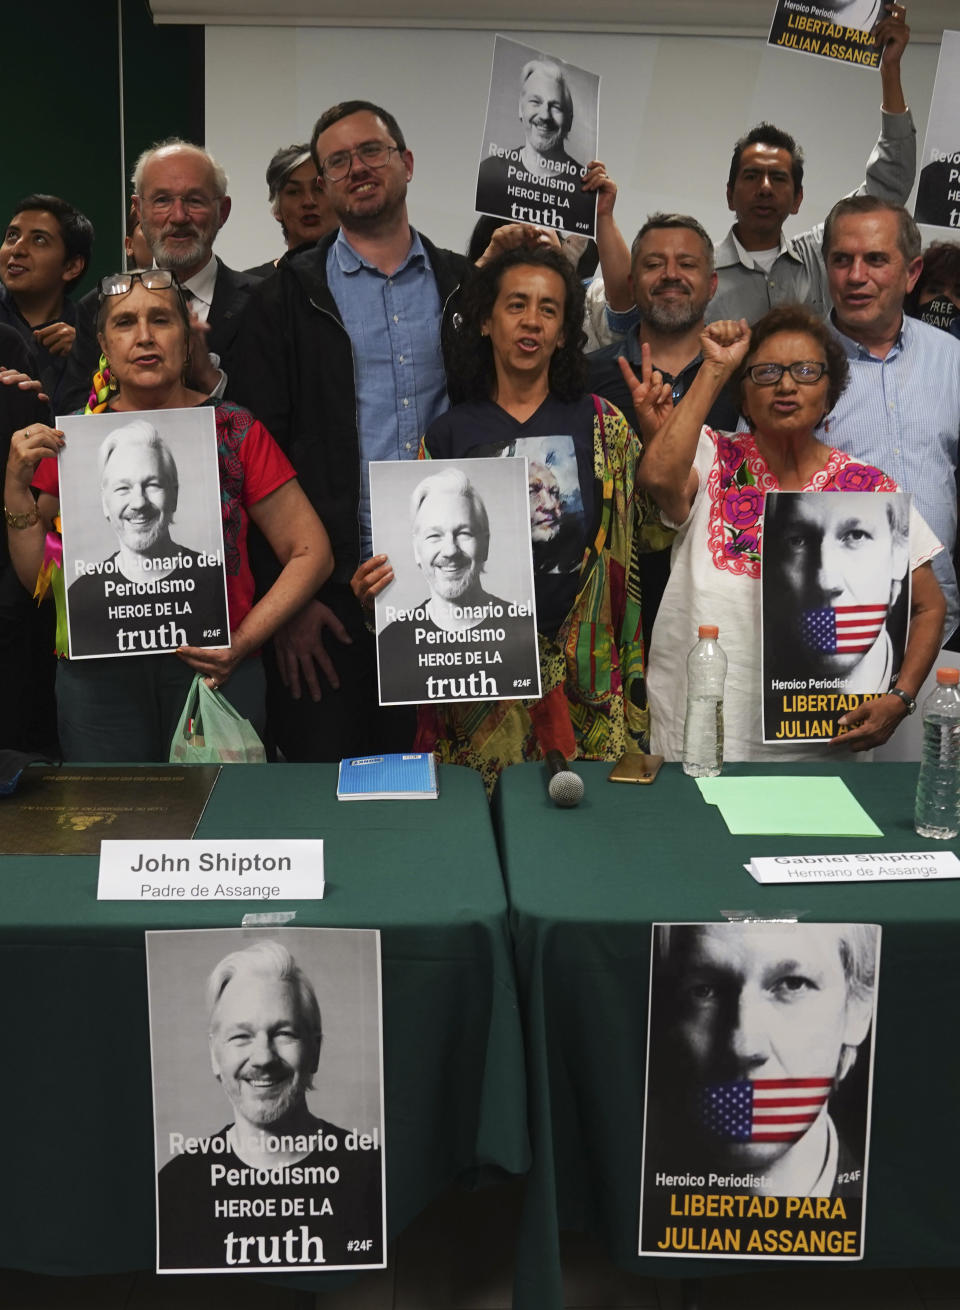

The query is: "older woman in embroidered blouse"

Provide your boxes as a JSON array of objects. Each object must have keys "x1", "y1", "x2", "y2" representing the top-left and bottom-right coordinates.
[{"x1": 623, "y1": 303, "x2": 945, "y2": 760}]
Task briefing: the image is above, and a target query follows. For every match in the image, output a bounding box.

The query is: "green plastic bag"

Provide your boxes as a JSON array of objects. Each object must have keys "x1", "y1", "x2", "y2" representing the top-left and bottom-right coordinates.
[{"x1": 169, "y1": 674, "x2": 266, "y2": 764}]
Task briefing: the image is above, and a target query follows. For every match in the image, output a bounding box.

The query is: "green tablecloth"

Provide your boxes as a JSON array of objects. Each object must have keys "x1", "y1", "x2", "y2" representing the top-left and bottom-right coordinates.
[
  {"x1": 0, "y1": 763, "x2": 529, "y2": 1277},
  {"x1": 494, "y1": 760, "x2": 960, "y2": 1310}
]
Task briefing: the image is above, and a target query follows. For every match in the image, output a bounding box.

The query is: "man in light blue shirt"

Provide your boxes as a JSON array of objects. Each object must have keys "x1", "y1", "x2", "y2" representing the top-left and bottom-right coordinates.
[
  {"x1": 235, "y1": 100, "x2": 468, "y2": 761},
  {"x1": 823, "y1": 195, "x2": 960, "y2": 641}
]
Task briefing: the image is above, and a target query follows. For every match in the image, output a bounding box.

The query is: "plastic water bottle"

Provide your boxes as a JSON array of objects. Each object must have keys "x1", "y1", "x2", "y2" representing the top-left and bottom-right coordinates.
[
  {"x1": 914, "y1": 667, "x2": 960, "y2": 839},
  {"x1": 683, "y1": 624, "x2": 727, "y2": 778}
]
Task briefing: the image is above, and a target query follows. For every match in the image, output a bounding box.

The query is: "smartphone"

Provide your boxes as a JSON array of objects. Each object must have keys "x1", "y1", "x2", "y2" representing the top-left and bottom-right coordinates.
[{"x1": 608, "y1": 752, "x2": 664, "y2": 784}]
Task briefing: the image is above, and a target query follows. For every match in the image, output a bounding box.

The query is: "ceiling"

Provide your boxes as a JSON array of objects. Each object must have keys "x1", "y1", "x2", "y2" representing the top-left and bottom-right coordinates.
[{"x1": 149, "y1": 0, "x2": 958, "y2": 39}]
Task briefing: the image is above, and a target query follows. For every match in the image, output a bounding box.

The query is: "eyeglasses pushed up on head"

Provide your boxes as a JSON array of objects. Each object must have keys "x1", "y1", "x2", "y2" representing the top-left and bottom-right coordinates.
[{"x1": 98, "y1": 268, "x2": 179, "y2": 300}]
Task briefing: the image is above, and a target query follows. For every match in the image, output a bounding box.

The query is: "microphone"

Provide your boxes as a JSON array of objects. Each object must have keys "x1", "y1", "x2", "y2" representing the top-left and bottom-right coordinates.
[{"x1": 544, "y1": 749, "x2": 584, "y2": 808}]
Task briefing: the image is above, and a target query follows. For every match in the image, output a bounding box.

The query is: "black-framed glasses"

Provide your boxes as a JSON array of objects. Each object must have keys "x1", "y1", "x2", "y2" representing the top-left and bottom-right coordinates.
[
  {"x1": 746, "y1": 360, "x2": 827, "y2": 386},
  {"x1": 98, "y1": 268, "x2": 178, "y2": 300},
  {"x1": 319, "y1": 141, "x2": 398, "y2": 183}
]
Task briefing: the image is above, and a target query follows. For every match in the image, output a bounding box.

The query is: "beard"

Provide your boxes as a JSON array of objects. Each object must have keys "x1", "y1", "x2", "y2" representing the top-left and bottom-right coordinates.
[
  {"x1": 143, "y1": 218, "x2": 215, "y2": 272},
  {"x1": 642, "y1": 287, "x2": 710, "y2": 334}
]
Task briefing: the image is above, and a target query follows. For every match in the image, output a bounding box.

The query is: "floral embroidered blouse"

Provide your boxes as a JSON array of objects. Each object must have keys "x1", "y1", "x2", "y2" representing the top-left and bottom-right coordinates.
[{"x1": 646, "y1": 427, "x2": 941, "y2": 762}]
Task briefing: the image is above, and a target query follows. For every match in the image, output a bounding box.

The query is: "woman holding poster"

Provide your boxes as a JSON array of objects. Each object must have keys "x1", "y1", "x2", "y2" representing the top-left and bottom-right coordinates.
[
  {"x1": 3, "y1": 269, "x2": 333, "y2": 761},
  {"x1": 625, "y1": 303, "x2": 944, "y2": 760},
  {"x1": 354, "y1": 246, "x2": 669, "y2": 790}
]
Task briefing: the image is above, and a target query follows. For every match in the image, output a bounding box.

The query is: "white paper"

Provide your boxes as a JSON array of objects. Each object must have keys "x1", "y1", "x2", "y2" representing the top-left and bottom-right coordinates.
[
  {"x1": 97, "y1": 839, "x2": 324, "y2": 900},
  {"x1": 746, "y1": 850, "x2": 960, "y2": 884}
]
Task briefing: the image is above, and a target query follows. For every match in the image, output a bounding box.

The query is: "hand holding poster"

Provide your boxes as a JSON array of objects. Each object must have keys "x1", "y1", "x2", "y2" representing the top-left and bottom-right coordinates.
[
  {"x1": 476, "y1": 35, "x2": 599, "y2": 239},
  {"x1": 371, "y1": 458, "x2": 541, "y2": 706},
  {"x1": 760, "y1": 490, "x2": 913, "y2": 744},
  {"x1": 147, "y1": 928, "x2": 385, "y2": 1274},
  {"x1": 58, "y1": 407, "x2": 229, "y2": 659},
  {"x1": 638, "y1": 922, "x2": 880, "y2": 1260}
]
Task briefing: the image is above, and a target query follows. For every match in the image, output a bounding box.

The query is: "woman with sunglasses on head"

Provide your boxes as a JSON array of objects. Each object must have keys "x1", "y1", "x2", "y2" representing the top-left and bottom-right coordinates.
[
  {"x1": 623, "y1": 302, "x2": 944, "y2": 760},
  {"x1": 3, "y1": 268, "x2": 333, "y2": 761}
]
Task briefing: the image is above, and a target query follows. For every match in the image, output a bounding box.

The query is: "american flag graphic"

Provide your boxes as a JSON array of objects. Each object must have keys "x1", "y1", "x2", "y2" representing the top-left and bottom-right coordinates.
[
  {"x1": 800, "y1": 605, "x2": 887, "y2": 655},
  {"x1": 700, "y1": 1077, "x2": 833, "y2": 1143}
]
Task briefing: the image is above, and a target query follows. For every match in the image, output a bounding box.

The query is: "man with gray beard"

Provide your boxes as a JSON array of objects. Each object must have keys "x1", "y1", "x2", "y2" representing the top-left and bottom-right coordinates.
[
  {"x1": 587, "y1": 214, "x2": 740, "y2": 642},
  {"x1": 132, "y1": 138, "x2": 260, "y2": 384}
]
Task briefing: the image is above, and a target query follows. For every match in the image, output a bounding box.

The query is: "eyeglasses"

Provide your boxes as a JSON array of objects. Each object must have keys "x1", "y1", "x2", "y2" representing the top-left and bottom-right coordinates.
[
  {"x1": 99, "y1": 268, "x2": 178, "y2": 299},
  {"x1": 745, "y1": 360, "x2": 827, "y2": 386},
  {"x1": 319, "y1": 141, "x2": 398, "y2": 183},
  {"x1": 140, "y1": 191, "x2": 216, "y2": 216}
]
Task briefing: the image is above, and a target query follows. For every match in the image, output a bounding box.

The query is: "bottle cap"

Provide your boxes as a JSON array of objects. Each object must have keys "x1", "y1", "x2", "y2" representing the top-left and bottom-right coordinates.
[
  {"x1": 935, "y1": 667, "x2": 960, "y2": 685},
  {"x1": 698, "y1": 624, "x2": 719, "y2": 639}
]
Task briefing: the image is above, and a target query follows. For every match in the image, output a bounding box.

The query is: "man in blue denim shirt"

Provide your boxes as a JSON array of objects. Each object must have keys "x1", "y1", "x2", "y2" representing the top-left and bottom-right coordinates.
[{"x1": 235, "y1": 101, "x2": 468, "y2": 761}]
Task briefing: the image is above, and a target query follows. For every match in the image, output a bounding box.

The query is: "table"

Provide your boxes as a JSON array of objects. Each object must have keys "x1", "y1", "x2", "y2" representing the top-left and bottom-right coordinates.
[
  {"x1": 495, "y1": 760, "x2": 960, "y2": 1309},
  {"x1": 0, "y1": 763, "x2": 529, "y2": 1280}
]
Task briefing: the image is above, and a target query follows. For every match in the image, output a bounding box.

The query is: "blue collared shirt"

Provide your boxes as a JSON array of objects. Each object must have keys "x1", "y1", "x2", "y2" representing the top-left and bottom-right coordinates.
[
  {"x1": 828, "y1": 313, "x2": 960, "y2": 639},
  {"x1": 327, "y1": 228, "x2": 448, "y2": 559}
]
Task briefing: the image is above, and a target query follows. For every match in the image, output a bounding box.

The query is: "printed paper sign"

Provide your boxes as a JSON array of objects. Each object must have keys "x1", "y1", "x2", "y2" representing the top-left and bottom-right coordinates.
[
  {"x1": 914, "y1": 31, "x2": 960, "y2": 231},
  {"x1": 476, "y1": 35, "x2": 599, "y2": 238},
  {"x1": 98, "y1": 839, "x2": 324, "y2": 900},
  {"x1": 147, "y1": 927, "x2": 385, "y2": 1273},
  {"x1": 760, "y1": 491, "x2": 911, "y2": 744},
  {"x1": 371, "y1": 457, "x2": 541, "y2": 706},
  {"x1": 639, "y1": 921, "x2": 880, "y2": 1260},
  {"x1": 58, "y1": 407, "x2": 229, "y2": 659},
  {"x1": 766, "y1": 0, "x2": 882, "y2": 70},
  {"x1": 747, "y1": 850, "x2": 960, "y2": 883}
]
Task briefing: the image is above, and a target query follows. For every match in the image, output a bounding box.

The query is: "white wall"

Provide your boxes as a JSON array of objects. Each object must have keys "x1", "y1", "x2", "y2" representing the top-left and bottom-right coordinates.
[{"x1": 205, "y1": 25, "x2": 940, "y2": 269}]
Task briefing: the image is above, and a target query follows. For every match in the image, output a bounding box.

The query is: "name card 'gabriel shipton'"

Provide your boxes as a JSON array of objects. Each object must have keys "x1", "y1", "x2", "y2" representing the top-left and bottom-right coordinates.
[{"x1": 57, "y1": 407, "x2": 229, "y2": 659}]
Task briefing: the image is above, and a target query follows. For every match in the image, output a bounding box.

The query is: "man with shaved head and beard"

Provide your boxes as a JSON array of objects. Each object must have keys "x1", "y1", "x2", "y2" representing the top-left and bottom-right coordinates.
[
  {"x1": 587, "y1": 214, "x2": 740, "y2": 643},
  {"x1": 157, "y1": 939, "x2": 383, "y2": 1271}
]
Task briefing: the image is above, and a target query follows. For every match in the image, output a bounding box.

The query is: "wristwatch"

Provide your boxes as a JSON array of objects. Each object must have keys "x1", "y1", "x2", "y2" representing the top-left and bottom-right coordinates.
[
  {"x1": 888, "y1": 686, "x2": 917, "y2": 715},
  {"x1": 3, "y1": 503, "x2": 40, "y2": 530}
]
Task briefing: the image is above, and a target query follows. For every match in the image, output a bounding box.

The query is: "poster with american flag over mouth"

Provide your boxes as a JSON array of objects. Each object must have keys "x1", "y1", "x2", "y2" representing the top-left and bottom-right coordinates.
[
  {"x1": 760, "y1": 490, "x2": 912, "y2": 745},
  {"x1": 638, "y1": 921, "x2": 880, "y2": 1260}
]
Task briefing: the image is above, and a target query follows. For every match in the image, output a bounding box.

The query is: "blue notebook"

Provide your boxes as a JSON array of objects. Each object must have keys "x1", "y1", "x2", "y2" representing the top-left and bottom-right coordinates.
[{"x1": 337, "y1": 753, "x2": 438, "y2": 801}]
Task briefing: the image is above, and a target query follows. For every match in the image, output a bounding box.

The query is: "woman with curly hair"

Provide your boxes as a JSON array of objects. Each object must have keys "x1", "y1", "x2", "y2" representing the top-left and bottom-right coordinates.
[
  {"x1": 353, "y1": 244, "x2": 666, "y2": 790},
  {"x1": 624, "y1": 302, "x2": 945, "y2": 760}
]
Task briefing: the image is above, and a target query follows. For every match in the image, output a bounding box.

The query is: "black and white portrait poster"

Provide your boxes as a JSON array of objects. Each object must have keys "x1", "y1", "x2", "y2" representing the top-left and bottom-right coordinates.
[
  {"x1": 766, "y1": 0, "x2": 882, "y2": 70},
  {"x1": 476, "y1": 35, "x2": 599, "y2": 239},
  {"x1": 147, "y1": 927, "x2": 385, "y2": 1274},
  {"x1": 914, "y1": 31, "x2": 960, "y2": 231},
  {"x1": 760, "y1": 491, "x2": 911, "y2": 745},
  {"x1": 370, "y1": 457, "x2": 541, "y2": 706},
  {"x1": 58, "y1": 407, "x2": 229, "y2": 659},
  {"x1": 638, "y1": 922, "x2": 880, "y2": 1260}
]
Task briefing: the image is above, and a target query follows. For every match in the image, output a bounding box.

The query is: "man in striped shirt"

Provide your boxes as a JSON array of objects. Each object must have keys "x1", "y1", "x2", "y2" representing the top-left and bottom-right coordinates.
[{"x1": 823, "y1": 195, "x2": 960, "y2": 641}]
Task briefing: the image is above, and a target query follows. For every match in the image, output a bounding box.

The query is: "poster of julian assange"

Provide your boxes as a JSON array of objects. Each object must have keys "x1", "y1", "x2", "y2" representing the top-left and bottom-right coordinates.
[
  {"x1": 147, "y1": 927, "x2": 385, "y2": 1274},
  {"x1": 370, "y1": 457, "x2": 541, "y2": 706},
  {"x1": 913, "y1": 30, "x2": 960, "y2": 231},
  {"x1": 760, "y1": 489, "x2": 923, "y2": 745},
  {"x1": 476, "y1": 34, "x2": 599, "y2": 239},
  {"x1": 766, "y1": 0, "x2": 884, "y2": 70},
  {"x1": 638, "y1": 922, "x2": 880, "y2": 1260},
  {"x1": 58, "y1": 407, "x2": 229, "y2": 659}
]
